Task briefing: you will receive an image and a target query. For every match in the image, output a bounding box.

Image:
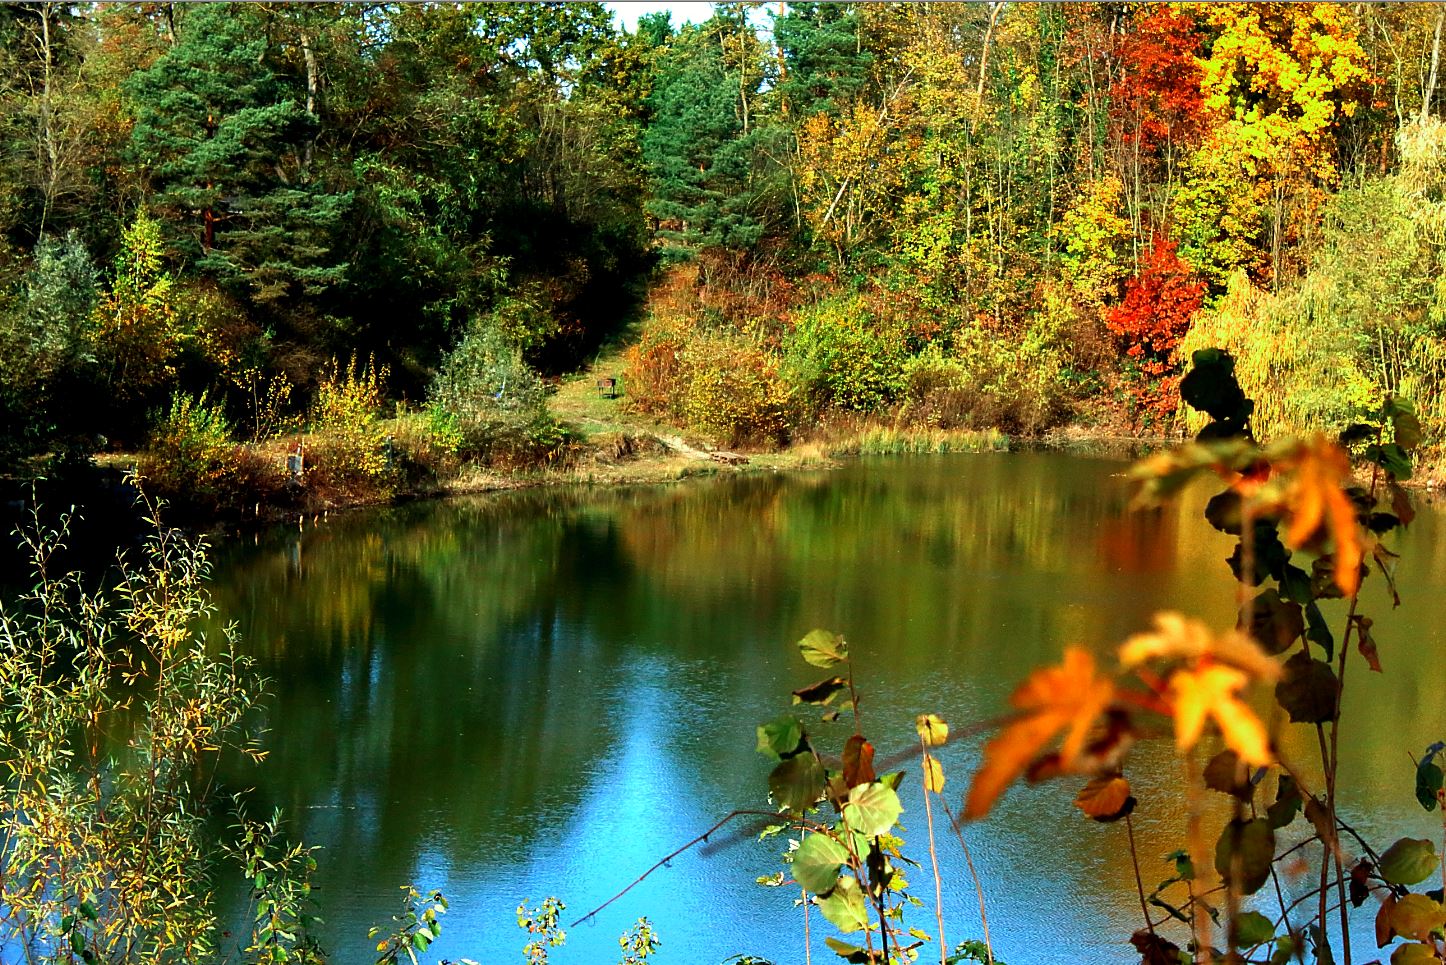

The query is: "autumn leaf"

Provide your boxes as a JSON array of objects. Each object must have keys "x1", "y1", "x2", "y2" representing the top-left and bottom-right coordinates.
[
  {"x1": 1120, "y1": 611, "x2": 1279, "y2": 681},
  {"x1": 1074, "y1": 775, "x2": 1134, "y2": 821},
  {"x1": 923, "y1": 756, "x2": 945, "y2": 794},
  {"x1": 842, "y1": 735, "x2": 876, "y2": 789},
  {"x1": 1279, "y1": 439, "x2": 1363, "y2": 597},
  {"x1": 1171, "y1": 664, "x2": 1272, "y2": 766},
  {"x1": 963, "y1": 647, "x2": 1114, "y2": 821},
  {"x1": 915, "y1": 713, "x2": 948, "y2": 747}
]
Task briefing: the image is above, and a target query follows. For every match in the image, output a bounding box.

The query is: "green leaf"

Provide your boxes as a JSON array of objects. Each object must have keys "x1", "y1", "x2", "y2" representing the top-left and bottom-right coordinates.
[
  {"x1": 1266, "y1": 775, "x2": 1301, "y2": 830},
  {"x1": 792, "y1": 676, "x2": 848, "y2": 706},
  {"x1": 816, "y1": 876, "x2": 870, "y2": 933},
  {"x1": 1338, "y1": 423, "x2": 1376, "y2": 446},
  {"x1": 1274, "y1": 651, "x2": 1339, "y2": 723},
  {"x1": 1204, "y1": 491, "x2": 1243, "y2": 535},
  {"x1": 1379, "y1": 838, "x2": 1440, "y2": 886},
  {"x1": 1304, "y1": 601, "x2": 1334, "y2": 659},
  {"x1": 799, "y1": 630, "x2": 849, "y2": 668},
  {"x1": 756, "y1": 716, "x2": 805, "y2": 760},
  {"x1": 1415, "y1": 761, "x2": 1443, "y2": 812},
  {"x1": 411, "y1": 930, "x2": 431, "y2": 951},
  {"x1": 1280, "y1": 564, "x2": 1312, "y2": 605},
  {"x1": 1391, "y1": 402, "x2": 1423, "y2": 450},
  {"x1": 824, "y1": 937, "x2": 871, "y2": 963},
  {"x1": 1213, "y1": 818, "x2": 1275, "y2": 896},
  {"x1": 842, "y1": 782, "x2": 903, "y2": 837},
  {"x1": 1235, "y1": 910, "x2": 1275, "y2": 947},
  {"x1": 770, "y1": 754, "x2": 826, "y2": 813},
  {"x1": 793, "y1": 833, "x2": 851, "y2": 894},
  {"x1": 1365, "y1": 443, "x2": 1413, "y2": 481}
]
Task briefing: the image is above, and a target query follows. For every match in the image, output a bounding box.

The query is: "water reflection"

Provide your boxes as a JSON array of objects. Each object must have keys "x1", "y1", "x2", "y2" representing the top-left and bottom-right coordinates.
[{"x1": 207, "y1": 453, "x2": 1446, "y2": 964}]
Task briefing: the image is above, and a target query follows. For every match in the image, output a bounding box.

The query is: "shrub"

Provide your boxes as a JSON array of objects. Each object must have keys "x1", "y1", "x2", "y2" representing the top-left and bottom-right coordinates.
[
  {"x1": 782, "y1": 294, "x2": 906, "y2": 414},
  {"x1": 678, "y1": 332, "x2": 792, "y2": 447},
  {"x1": 427, "y1": 320, "x2": 560, "y2": 464},
  {"x1": 139, "y1": 391, "x2": 243, "y2": 505},
  {"x1": 1178, "y1": 272, "x2": 1373, "y2": 440},
  {"x1": 307, "y1": 356, "x2": 389, "y2": 493},
  {"x1": 900, "y1": 294, "x2": 1074, "y2": 436},
  {"x1": 623, "y1": 322, "x2": 688, "y2": 416},
  {"x1": 0, "y1": 510, "x2": 302, "y2": 961}
]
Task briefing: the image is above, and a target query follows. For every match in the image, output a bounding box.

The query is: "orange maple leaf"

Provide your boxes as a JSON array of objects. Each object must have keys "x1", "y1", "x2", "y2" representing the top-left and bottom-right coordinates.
[
  {"x1": 1280, "y1": 438, "x2": 1363, "y2": 597},
  {"x1": 963, "y1": 647, "x2": 1114, "y2": 821},
  {"x1": 1169, "y1": 664, "x2": 1272, "y2": 767}
]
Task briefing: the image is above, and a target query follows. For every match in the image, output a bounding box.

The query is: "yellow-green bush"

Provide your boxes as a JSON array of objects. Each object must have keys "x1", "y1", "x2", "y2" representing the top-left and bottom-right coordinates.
[
  {"x1": 782, "y1": 293, "x2": 907, "y2": 413},
  {"x1": 306, "y1": 356, "x2": 390, "y2": 494},
  {"x1": 678, "y1": 332, "x2": 792, "y2": 447},
  {"x1": 139, "y1": 391, "x2": 243, "y2": 503}
]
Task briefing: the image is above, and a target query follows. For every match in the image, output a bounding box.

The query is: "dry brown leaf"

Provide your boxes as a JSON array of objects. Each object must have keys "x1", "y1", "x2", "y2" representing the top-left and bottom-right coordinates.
[
  {"x1": 963, "y1": 647, "x2": 1114, "y2": 821},
  {"x1": 1074, "y1": 775, "x2": 1131, "y2": 820},
  {"x1": 1170, "y1": 664, "x2": 1272, "y2": 766}
]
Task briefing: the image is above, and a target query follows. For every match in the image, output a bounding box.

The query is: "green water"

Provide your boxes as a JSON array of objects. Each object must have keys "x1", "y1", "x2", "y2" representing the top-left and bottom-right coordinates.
[{"x1": 207, "y1": 452, "x2": 1446, "y2": 964}]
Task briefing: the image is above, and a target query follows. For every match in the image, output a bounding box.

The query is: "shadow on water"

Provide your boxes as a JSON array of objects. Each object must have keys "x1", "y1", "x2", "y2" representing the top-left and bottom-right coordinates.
[{"x1": 204, "y1": 453, "x2": 1446, "y2": 964}]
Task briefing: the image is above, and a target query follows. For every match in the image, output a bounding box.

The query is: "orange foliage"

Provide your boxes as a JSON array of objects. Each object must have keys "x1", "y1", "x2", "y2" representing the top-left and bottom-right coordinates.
[{"x1": 962, "y1": 647, "x2": 1114, "y2": 821}]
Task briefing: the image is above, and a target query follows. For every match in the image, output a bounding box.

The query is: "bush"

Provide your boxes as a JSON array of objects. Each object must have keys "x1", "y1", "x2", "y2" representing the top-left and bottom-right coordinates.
[
  {"x1": 899, "y1": 295, "x2": 1073, "y2": 436},
  {"x1": 0, "y1": 511, "x2": 295, "y2": 960},
  {"x1": 782, "y1": 294, "x2": 907, "y2": 414},
  {"x1": 139, "y1": 391, "x2": 243, "y2": 504},
  {"x1": 623, "y1": 321, "x2": 688, "y2": 416},
  {"x1": 427, "y1": 320, "x2": 560, "y2": 464},
  {"x1": 678, "y1": 332, "x2": 792, "y2": 447},
  {"x1": 307, "y1": 356, "x2": 390, "y2": 493}
]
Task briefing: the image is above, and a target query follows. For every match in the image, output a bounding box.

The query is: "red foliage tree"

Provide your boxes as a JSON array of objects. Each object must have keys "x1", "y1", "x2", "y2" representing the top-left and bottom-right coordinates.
[
  {"x1": 1109, "y1": 6, "x2": 1207, "y2": 157},
  {"x1": 1107, "y1": 237, "x2": 1206, "y2": 419}
]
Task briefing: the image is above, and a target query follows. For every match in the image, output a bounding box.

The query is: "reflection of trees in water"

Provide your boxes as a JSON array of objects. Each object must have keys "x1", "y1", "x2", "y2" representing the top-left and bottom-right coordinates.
[{"x1": 203, "y1": 457, "x2": 1446, "y2": 958}]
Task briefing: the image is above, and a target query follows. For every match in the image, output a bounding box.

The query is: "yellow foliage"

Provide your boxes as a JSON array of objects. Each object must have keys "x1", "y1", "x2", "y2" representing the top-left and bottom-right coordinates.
[{"x1": 1194, "y1": 2, "x2": 1369, "y2": 183}]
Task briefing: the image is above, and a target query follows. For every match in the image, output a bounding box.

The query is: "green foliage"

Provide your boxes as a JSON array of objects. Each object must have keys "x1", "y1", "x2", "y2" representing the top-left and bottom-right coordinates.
[
  {"x1": 126, "y1": 2, "x2": 349, "y2": 303},
  {"x1": 427, "y1": 319, "x2": 559, "y2": 463},
  {"x1": 139, "y1": 389, "x2": 242, "y2": 503},
  {"x1": 518, "y1": 897, "x2": 567, "y2": 965},
  {"x1": 368, "y1": 886, "x2": 447, "y2": 965},
  {"x1": 617, "y1": 917, "x2": 660, "y2": 965},
  {"x1": 0, "y1": 506, "x2": 275, "y2": 962},
  {"x1": 307, "y1": 356, "x2": 389, "y2": 491},
  {"x1": 782, "y1": 294, "x2": 906, "y2": 414},
  {"x1": 643, "y1": 29, "x2": 777, "y2": 259},
  {"x1": 0, "y1": 231, "x2": 98, "y2": 457},
  {"x1": 229, "y1": 810, "x2": 326, "y2": 965}
]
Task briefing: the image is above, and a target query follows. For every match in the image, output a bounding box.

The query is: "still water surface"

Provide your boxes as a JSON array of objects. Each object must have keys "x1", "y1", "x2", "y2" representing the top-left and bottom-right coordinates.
[{"x1": 208, "y1": 453, "x2": 1446, "y2": 964}]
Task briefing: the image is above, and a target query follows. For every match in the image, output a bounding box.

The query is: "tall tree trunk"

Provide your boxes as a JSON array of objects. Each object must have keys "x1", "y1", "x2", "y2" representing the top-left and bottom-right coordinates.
[
  {"x1": 300, "y1": 26, "x2": 320, "y2": 176},
  {"x1": 1423, "y1": 7, "x2": 1444, "y2": 121}
]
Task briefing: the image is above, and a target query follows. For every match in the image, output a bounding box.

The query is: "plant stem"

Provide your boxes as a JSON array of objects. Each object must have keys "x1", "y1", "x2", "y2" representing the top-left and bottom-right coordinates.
[
  {"x1": 942, "y1": 801, "x2": 994, "y2": 965},
  {"x1": 919, "y1": 740, "x2": 947, "y2": 965},
  {"x1": 1125, "y1": 812, "x2": 1157, "y2": 940}
]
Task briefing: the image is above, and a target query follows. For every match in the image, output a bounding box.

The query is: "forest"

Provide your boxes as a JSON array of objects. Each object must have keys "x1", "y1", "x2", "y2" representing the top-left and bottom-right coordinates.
[
  {"x1": 2, "y1": 1, "x2": 1444, "y2": 515},
  {"x1": 3, "y1": 5, "x2": 1446, "y2": 965}
]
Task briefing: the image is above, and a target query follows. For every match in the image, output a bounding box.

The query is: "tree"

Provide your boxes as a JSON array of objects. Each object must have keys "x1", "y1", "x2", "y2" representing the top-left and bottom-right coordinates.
[
  {"x1": 126, "y1": 2, "x2": 349, "y2": 305},
  {"x1": 643, "y1": 26, "x2": 776, "y2": 258}
]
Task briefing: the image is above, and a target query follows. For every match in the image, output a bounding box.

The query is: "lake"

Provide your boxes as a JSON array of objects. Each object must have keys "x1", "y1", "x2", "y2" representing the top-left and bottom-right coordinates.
[{"x1": 206, "y1": 452, "x2": 1446, "y2": 964}]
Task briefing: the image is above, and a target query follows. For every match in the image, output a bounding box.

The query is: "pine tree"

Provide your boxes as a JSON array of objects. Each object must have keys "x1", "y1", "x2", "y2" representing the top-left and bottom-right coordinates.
[
  {"x1": 126, "y1": 3, "x2": 349, "y2": 304},
  {"x1": 642, "y1": 30, "x2": 767, "y2": 258}
]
